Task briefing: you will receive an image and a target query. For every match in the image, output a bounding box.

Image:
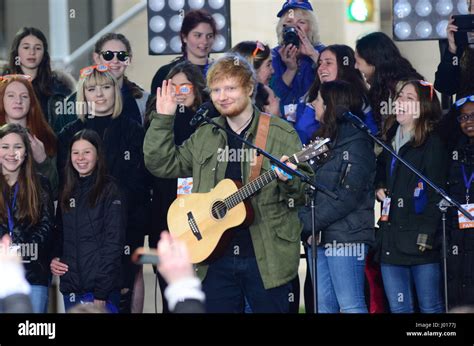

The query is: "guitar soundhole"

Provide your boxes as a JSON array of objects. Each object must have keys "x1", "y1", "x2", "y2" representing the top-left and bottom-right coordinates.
[{"x1": 211, "y1": 201, "x2": 227, "y2": 220}]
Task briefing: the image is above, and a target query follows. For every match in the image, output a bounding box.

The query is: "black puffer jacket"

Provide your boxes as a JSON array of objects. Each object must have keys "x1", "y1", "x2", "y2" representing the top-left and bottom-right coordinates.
[
  {"x1": 0, "y1": 176, "x2": 54, "y2": 286},
  {"x1": 58, "y1": 115, "x2": 149, "y2": 231},
  {"x1": 445, "y1": 138, "x2": 474, "y2": 308},
  {"x1": 300, "y1": 121, "x2": 376, "y2": 246},
  {"x1": 57, "y1": 175, "x2": 125, "y2": 300},
  {"x1": 57, "y1": 115, "x2": 150, "y2": 288},
  {"x1": 375, "y1": 125, "x2": 449, "y2": 265}
]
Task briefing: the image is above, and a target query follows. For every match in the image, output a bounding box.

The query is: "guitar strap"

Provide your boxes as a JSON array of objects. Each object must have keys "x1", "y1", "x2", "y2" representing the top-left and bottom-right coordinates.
[{"x1": 249, "y1": 112, "x2": 271, "y2": 182}]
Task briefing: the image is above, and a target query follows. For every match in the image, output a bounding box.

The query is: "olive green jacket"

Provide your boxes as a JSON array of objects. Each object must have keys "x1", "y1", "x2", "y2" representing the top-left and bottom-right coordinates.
[{"x1": 144, "y1": 107, "x2": 312, "y2": 289}]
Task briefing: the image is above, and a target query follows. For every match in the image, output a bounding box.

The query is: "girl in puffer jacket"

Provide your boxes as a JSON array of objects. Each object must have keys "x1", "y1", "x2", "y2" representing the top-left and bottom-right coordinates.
[{"x1": 51, "y1": 129, "x2": 125, "y2": 313}]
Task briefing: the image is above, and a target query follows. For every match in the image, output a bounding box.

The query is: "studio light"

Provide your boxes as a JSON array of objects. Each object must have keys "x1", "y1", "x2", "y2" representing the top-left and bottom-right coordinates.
[
  {"x1": 393, "y1": 0, "x2": 469, "y2": 41},
  {"x1": 347, "y1": 0, "x2": 375, "y2": 22},
  {"x1": 147, "y1": 0, "x2": 231, "y2": 55}
]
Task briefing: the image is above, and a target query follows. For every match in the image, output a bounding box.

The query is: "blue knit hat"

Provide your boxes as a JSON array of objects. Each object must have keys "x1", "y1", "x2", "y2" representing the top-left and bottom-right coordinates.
[{"x1": 277, "y1": 0, "x2": 314, "y2": 17}]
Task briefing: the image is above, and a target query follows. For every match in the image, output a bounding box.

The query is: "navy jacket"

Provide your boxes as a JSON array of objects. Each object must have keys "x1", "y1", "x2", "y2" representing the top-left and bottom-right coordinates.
[{"x1": 300, "y1": 121, "x2": 375, "y2": 246}]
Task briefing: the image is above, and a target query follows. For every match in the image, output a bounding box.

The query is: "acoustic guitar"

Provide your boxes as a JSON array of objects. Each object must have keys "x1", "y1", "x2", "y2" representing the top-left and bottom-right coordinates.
[{"x1": 167, "y1": 138, "x2": 330, "y2": 264}]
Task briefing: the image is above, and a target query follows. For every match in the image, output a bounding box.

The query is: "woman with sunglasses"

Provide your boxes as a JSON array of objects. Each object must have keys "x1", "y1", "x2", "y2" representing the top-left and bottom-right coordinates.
[
  {"x1": 51, "y1": 129, "x2": 125, "y2": 313},
  {"x1": 0, "y1": 75, "x2": 59, "y2": 198},
  {"x1": 231, "y1": 41, "x2": 274, "y2": 86},
  {"x1": 145, "y1": 61, "x2": 206, "y2": 313},
  {"x1": 7, "y1": 27, "x2": 75, "y2": 132},
  {"x1": 150, "y1": 9, "x2": 216, "y2": 96},
  {"x1": 374, "y1": 80, "x2": 448, "y2": 313},
  {"x1": 0, "y1": 123, "x2": 54, "y2": 313},
  {"x1": 434, "y1": 0, "x2": 474, "y2": 97},
  {"x1": 55, "y1": 33, "x2": 149, "y2": 133},
  {"x1": 442, "y1": 94, "x2": 474, "y2": 309},
  {"x1": 57, "y1": 65, "x2": 149, "y2": 314}
]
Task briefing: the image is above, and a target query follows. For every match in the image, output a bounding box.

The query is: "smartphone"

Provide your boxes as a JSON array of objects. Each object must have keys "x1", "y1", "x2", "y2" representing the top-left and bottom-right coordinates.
[
  {"x1": 131, "y1": 247, "x2": 160, "y2": 265},
  {"x1": 454, "y1": 15, "x2": 474, "y2": 49}
]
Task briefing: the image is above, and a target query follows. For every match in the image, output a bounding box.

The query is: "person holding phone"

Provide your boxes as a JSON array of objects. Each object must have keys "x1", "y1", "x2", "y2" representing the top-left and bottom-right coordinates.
[{"x1": 434, "y1": 0, "x2": 474, "y2": 97}]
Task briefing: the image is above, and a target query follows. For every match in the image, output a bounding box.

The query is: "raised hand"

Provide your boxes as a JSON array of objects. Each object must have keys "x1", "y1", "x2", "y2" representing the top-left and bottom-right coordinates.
[
  {"x1": 156, "y1": 79, "x2": 178, "y2": 116},
  {"x1": 296, "y1": 27, "x2": 319, "y2": 63},
  {"x1": 157, "y1": 231, "x2": 193, "y2": 285},
  {"x1": 447, "y1": 16, "x2": 458, "y2": 54},
  {"x1": 28, "y1": 133, "x2": 47, "y2": 164}
]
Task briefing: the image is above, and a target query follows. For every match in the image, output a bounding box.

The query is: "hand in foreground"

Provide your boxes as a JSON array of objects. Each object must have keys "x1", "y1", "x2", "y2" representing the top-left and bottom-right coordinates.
[{"x1": 157, "y1": 231, "x2": 194, "y2": 284}]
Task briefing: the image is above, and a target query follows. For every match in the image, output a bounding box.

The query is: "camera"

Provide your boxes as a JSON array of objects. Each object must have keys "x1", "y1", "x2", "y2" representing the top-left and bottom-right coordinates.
[
  {"x1": 453, "y1": 15, "x2": 474, "y2": 50},
  {"x1": 282, "y1": 26, "x2": 300, "y2": 48}
]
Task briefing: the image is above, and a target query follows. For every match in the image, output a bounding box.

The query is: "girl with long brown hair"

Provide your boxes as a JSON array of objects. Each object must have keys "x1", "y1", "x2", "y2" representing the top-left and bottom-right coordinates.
[
  {"x1": 7, "y1": 27, "x2": 75, "y2": 131},
  {"x1": 375, "y1": 80, "x2": 448, "y2": 313},
  {"x1": 0, "y1": 123, "x2": 54, "y2": 313},
  {"x1": 51, "y1": 129, "x2": 125, "y2": 313}
]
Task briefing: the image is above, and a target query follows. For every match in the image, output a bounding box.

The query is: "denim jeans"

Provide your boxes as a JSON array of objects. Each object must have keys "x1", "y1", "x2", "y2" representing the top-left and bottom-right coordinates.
[
  {"x1": 308, "y1": 244, "x2": 368, "y2": 313},
  {"x1": 202, "y1": 255, "x2": 292, "y2": 313},
  {"x1": 381, "y1": 262, "x2": 444, "y2": 313},
  {"x1": 30, "y1": 285, "x2": 49, "y2": 313}
]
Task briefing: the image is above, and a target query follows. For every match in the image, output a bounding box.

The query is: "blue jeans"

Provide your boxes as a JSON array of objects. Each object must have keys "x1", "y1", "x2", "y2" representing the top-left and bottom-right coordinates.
[
  {"x1": 30, "y1": 285, "x2": 49, "y2": 313},
  {"x1": 381, "y1": 263, "x2": 444, "y2": 313},
  {"x1": 202, "y1": 256, "x2": 292, "y2": 313},
  {"x1": 63, "y1": 291, "x2": 121, "y2": 313},
  {"x1": 310, "y1": 244, "x2": 368, "y2": 313}
]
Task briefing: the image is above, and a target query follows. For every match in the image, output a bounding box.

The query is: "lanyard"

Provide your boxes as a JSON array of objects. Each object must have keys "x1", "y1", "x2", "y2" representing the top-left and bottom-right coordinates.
[
  {"x1": 461, "y1": 164, "x2": 474, "y2": 203},
  {"x1": 6, "y1": 183, "x2": 18, "y2": 236},
  {"x1": 390, "y1": 156, "x2": 397, "y2": 177}
]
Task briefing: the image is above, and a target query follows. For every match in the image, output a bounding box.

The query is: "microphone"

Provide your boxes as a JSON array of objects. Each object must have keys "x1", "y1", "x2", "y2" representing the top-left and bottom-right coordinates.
[
  {"x1": 189, "y1": 102, "x2": 218, "y2": 126},
  {"x1": 335, "y1": 105, "x2": 369, "y2": 132}
]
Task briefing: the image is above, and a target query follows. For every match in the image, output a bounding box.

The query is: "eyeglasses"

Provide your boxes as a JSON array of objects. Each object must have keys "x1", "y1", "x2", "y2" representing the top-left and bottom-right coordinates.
[
  {"x1": 418, "y1": 80, "x2": 434, "y2": 101},
  {"x1": 252, "y1": 41, "x2": 266, "y2": 58},
  {"x1": 457, "y1": 112, "x2": 474, "y2": 123},
  {"x1": 100, "y1": 50, "x2": 129, "y2": 62},
  {"x1": 79, "y1": 64, "x2": 109, "y2": 78},
  {"x1": 455, "y1": 95, "x2": 474, "y2": 109},
  {"x1": 175, "y1": 84, "x2": 193, "y2": 95},
  {"x1": 0, "y1": 74, "x2": 32, "y2": 82}
]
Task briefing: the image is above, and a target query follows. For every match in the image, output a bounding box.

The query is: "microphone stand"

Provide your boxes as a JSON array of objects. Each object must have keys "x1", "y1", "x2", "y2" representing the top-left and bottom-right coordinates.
[
  {"x1": 342, "y1": 111, "x2": 474, "y2": 312},
  {"x1": 438, "y1": 199, "x2": 451, "y2": 312},
  {"x1": 304, "y1": 185, "x2": 319, "y2": 314},
  {"x1": 195, "y1": 113, "x2": 338, "y2": 315}
]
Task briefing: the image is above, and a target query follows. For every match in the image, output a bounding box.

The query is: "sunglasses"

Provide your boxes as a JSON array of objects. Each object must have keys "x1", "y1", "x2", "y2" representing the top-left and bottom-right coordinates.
[
  {"x1": 100, "y1": 50, "x2": 129, "y2": 62},
  {"x1": 455, "y1": 95, "x2": 474, "y2": 109},
  {"x1": 80, "y1": 64, "x2": 109, "y2": 78},
  {"x1": 457, "y1": 112, "x2": 474, "y2": 123},
  {"x1": 252, "y1": 41, "x2": 266, "y2": 58},
  {"x1": 175, "y1": 84, "x2": 193, "y2": 95},
  {"x1": 0, "y1": 74, "x2": 32, "y2": 82}
]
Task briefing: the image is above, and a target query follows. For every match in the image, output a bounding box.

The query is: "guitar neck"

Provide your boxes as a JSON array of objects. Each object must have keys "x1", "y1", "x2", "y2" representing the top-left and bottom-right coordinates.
[{"x1": 224, "y1": 156, "x2": 296, "y2": 209}]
